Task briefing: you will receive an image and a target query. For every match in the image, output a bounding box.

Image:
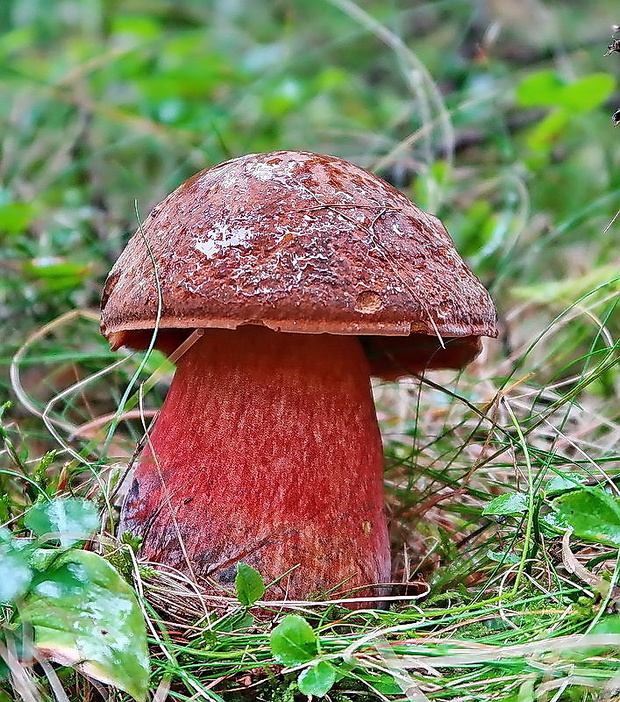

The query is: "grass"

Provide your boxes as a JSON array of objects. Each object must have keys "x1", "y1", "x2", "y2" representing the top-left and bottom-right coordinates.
[{"x1": 1, "y1": 0, "x2": 620, "y2": 700}]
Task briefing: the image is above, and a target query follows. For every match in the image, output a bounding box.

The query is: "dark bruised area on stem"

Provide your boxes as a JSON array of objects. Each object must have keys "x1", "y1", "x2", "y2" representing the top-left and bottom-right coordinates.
[{"x1": 121, "y1": 325, "x2": 391, "y2": 603}]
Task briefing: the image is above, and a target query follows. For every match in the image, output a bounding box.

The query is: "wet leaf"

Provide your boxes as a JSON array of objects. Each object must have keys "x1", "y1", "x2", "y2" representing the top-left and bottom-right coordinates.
[
  {"x1": 0, "y1": 530, "x2": 33, "y2": 604},
  {"x1": 21, "y1": 549, "x2": 150, "y2": 701},
  {"x1": 487, "y1": 549, "x2": 520, "y2": 565},
  {"x1": 545, "y1": 473, "x2": 585, "y2": 496},
  {"x1": 483, "y1": 493, "x2": 528, "y2": 516},
  {"x1": 592, "y1": 615, "x2": 620, "y2": 635},
  {"x1": 538, "y1": 510, "x2": 569, "y2": 535},
  {"x1": 24, "y1": 498, "x2": 99, "y2": 547}
]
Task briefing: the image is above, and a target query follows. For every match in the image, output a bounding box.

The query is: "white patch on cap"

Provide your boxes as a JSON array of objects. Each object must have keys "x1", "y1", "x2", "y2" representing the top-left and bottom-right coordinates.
[
  {"x1": 194, "y1": 224, "x2": 258, "y2": 259},
  {"x1": 245, "y1": 159, "x2": 300, "y2": 182}
]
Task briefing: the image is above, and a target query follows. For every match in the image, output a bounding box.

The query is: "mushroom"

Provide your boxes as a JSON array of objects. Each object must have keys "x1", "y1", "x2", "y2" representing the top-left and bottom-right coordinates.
[{"x1": 101, "y1": 150, "x2": 497, "y2": 604}]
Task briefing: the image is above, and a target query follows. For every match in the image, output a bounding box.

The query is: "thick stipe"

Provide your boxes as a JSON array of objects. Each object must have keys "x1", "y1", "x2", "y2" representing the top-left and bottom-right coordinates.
[{"x1": 121, "y1": 326, "x2": 391, "y2": 603}]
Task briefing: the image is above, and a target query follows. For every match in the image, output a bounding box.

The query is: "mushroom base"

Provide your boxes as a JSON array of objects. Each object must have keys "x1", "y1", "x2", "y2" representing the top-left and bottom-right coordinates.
[{"x1": 120, "y1": 326, "x2": 391, "y2": 606}]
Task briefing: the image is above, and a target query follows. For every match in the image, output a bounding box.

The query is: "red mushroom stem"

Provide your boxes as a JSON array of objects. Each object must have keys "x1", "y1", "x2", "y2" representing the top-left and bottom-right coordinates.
[{"x1": 121, "y1": 325, "x2": 391, "y2": 601}]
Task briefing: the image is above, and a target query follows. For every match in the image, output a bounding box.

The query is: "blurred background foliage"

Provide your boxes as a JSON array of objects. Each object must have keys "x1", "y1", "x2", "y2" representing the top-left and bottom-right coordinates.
[{"x1": 0, "y1": 0, "x2": 618, "y2": 408}]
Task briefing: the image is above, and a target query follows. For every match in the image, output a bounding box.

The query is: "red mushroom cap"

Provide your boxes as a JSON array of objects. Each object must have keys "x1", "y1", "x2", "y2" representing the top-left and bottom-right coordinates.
[{"x1": 101, "y1": 150, "x2": 497, "y2": 376}]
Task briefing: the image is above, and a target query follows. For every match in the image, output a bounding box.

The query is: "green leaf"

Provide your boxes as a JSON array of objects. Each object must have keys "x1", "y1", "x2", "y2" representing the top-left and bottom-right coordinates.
[
  {"x1": 298, "y1": 660, "x2": 338, "y2": 697},
  {"x1": 554, "y1": 488, "x2": 620, "y2": 547},
  {"x1": 591, "y1": 615, "x2": 620, "y2": 635},
  {"x1": 20, "y1": 549, "x2": 150, "y2": 701},
  {"x1": 515, "y1": 71, "x2": 615, "y2": 113},
  {"x1": 487, "y1": 549, "x2": 520, "y2": 565},
  {"x1": 235, "y1": 562, "x2": 265, "y2": 607},
  {"x1": 483, "y1": 493, "x2": 528, "y2": 516},
  {"x1": 515, "y1": 71, "x2": 565, "y2": 108},
  {"x1": 559, "y1": 73, "x2": 615, "y2": 113},
  {"x1": 538, "y1": 511, "x2": 569, "y2": 534},
  {"x1": 525, "y1": 109, "x2": 568, "y2": 152},
  {"x1": 0, "y1": 550, "x2": 33, "y2": 604},
  {"x1": 579, "y1": 616, "x2": 620, "y2": 658},
  {"x1": 270, "y1": 615, "x2": 318, "y2": 666},
  {"x1": 0, "y1": 530, "x2": 33, "y2": 604},
  {"x1": 22, "y1": 259, "x2": 91, "y2": 292},
  {"x1": 545, "y1": 473, "x2": 585, "y2": 496},
  {"x1": 22, "y1": 259, "x2": 90, "y2": 279},
  {"x1": 0, "y1": 202, "x2": 35, "y2": 235},
  {"x1": 24, "y1": 498, "x2": 99, "y2": 547}
]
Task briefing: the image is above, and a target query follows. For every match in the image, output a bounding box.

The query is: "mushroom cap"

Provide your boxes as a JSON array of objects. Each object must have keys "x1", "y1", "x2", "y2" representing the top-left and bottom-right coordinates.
[{"x1": 101, "y1": 150, "x2": 498, "y2": 375}]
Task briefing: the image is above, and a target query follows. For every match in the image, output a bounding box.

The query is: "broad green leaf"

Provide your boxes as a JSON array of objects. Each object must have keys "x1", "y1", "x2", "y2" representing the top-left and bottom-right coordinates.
[
  {"x1": 270, "y1": 615, "x2": 318, "y2": 666},
  {"x1": 0, "y1": 550, "x2": 33, "y2": 604},
  {"x1": 0, "y1": 26, "x2": 35, "y2": 61},
  {"x1": 545, "y1": 473, "x2": 585, "y2": 496},
  {"x1": 559, "y1": 73, "x2": 615, "y2": 113},
  {"x1": 20, "y1": 549, "x2": 150, "y2": 701},
  {"x1": 22, "y1": 260, "x2": 91, "y2": 292},
  {"x1": 0, "y1": 531, "x2": 33, "y2": 604},
  {"x1": 235, "y1": 563, "x2": 265, "y2": 607},
  {"x1": 515, "y1": 71, "x2": 615, "y2": 113},
  {"x1": 111, "y1": 14, "x2": 163, "y2": 40},
  {"x1": 298, "y1": 660, "x2": 337, "y2": 697},
  {"x1": 0, "y1": 202, "x2": 35, "y2": 235},
  {"x1": 592, "y1": 615, "x2": 620, "y2": 635},
  {"x1": 483, "y1": 493, "x2": 528, "y2": 516},
  {"x1": 538, "y1": 511, "x2": 569, "y2": 534},
  {"x1": 24, "y1": 498, "x2": 99, "y2": 547},
  {"x1": 23, "y1": 260, "x2": 90, "y2": 279},
  {"x1": 370, "y1": 676, "x2": 405, "y2": 695},
  {"x1": 554, "y1": 488, "x2": 620, "y2": 547},
  {"x1": 515, "y1": 71, "x2": 564, "y2": 107},
  {"x1": 525, "y1": 109, "x2": 568, "y2": 152}
]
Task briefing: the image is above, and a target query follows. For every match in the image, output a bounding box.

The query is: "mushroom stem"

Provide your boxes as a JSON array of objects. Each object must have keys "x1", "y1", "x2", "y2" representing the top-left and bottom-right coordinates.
[{"x1": 121, "y1": 325, "x2": 391, "y2": 602}]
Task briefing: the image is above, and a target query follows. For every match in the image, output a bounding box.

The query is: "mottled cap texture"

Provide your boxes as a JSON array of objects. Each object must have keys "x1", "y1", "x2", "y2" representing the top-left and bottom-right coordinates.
[{"x1": 101, "y1": 150, "x2": 498, "y2": 376}]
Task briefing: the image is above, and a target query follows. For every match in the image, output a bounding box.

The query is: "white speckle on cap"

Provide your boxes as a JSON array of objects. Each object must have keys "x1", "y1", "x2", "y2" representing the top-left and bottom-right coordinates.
[
  {"x1": 194, "y1": 224, "x2": 258, "y2": 259},
  {"x1": 245, "y1": 159, "x2": 299, "y2": 182}
]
